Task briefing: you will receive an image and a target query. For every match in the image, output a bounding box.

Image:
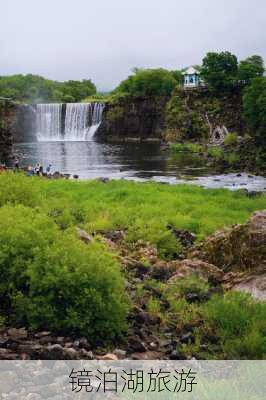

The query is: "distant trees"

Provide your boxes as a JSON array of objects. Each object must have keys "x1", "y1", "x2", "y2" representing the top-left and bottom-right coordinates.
[
  {"x1": 114, "y1": 68, "x2": 177, "y2": 97},
  {"x1": 0, "y1": 74, "x2": 96, "y2": 103},
  {"x1": 238, "y1": 55, "x2": 265, "y2": 81},
  {"x1": 201, "y1": 52, "x2": 238, "y2": 90},
  {"x1": 243, "y1": 77, "x2": 266, "y2": 143}
]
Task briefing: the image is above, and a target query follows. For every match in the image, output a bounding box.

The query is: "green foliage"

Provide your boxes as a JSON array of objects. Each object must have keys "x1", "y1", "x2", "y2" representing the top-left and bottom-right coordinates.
[
  {"x1": 243, "y1": 77, "x2": 266, "y2": 143},
  {"x1": 207, "y1": 146, "x2": 224, "y2": 160},
  {"x1": 0, "y1": 74, "x2": 96, "y2": 103},
  {"x1": 201, "y1": 52, "x2": 238, "y2": 91},
  {"x1": 0, "y1": 205, "x2": 127, "y2": 341},
  {"x1": 0, "y1": 172, "x2": 265, "y2": 251},
  {"x1": 114, "y1": 68, "x2": 177, "y2": 97},
  {"x1": 170, "y1": 142, "x2": 203, "y2": 153},
  {"x1": 224, "y1": 133, "x2": 238, "y2": 146},
  {"x1": 224, "y1": 152, "x2": 240, "y2": 166},
  {"x1": 238, "y1": 55, "x2": 265, "y2": 81},
  {"x1": 204, "y1": 292, "x2": 266, "y2": 358}
]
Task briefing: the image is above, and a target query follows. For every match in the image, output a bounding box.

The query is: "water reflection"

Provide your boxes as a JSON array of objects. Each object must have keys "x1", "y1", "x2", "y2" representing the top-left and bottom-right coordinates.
[{"x1": 13, "y1": 141, "x2": 266, "y2": 191}]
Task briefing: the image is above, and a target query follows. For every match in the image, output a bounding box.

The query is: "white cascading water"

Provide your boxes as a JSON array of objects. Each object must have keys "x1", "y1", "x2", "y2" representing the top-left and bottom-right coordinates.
[
  {"x1": 36, "y1": 103, "x2": 104, "y2": 141},
  {"x1": 37, "y1": 103, "x2": 63, "y2": 141}
]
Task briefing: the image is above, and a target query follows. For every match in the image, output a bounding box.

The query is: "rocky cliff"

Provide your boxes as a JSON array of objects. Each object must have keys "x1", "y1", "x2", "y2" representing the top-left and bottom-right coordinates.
[
  {"x1": 13, "y1": 104, "x2": 37, "y2": 143},
  {"x1": 0, "y1": 99, "x2": 16, "y2": 162},
  {"x1": 164, "y1": 86, "x2": 245, "y2": 142},
  {"x1": 96, "y1": 88, "x2": 246, "y2": 143},
  {"x1": 96, "y1": 96, "x2": 169, "y2": 142}
]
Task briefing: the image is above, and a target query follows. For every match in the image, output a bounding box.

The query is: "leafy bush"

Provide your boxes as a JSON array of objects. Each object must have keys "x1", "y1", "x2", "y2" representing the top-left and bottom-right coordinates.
[
  {"x1": 0, "y1": 172, "x2": 41, "y2": 207},
  {"x1": 0, "y1": 205, "x2": 128, "y2": 341},
  {"x1": 224, "y1": 133, "x2": 238, "y2": 146},
  {"x1": 114, "y1": 68, "x2": 177, "y2": 97}
]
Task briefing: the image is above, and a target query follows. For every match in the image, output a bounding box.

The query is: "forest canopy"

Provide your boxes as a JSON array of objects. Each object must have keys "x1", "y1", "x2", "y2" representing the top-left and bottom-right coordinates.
[{"x1": 0, "y1": 74, "x2": 96, "y2": 103}]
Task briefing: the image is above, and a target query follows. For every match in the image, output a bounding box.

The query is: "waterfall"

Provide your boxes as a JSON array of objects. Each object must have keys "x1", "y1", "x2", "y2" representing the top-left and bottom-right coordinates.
[
  {"x1": 36, "y1": 102, "x2": 104, "y2": 142},
  {"x1": 37, "y1": 104, "x2": 63, "y2": 141}
]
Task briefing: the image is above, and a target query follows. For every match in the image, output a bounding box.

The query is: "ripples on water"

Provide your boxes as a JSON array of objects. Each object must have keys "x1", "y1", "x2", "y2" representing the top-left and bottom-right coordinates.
[{"x1": 13, "y1": 141, "x2": 266, "y2": 192}]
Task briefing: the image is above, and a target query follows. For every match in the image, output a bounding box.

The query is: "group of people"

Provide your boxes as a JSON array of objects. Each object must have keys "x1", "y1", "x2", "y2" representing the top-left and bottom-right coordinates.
[{"x1": 26, "y1": 163, "x2": 52, "y2": 176}]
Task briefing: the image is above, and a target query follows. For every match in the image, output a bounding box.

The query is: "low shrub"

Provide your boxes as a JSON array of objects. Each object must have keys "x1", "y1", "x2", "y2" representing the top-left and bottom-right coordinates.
[
  {"x1": 207, "y1": 146, "x2": 224, "y2": 160},
  {"x1": 224, "y1": 133, "x2": 238, "y2": 146},
  {"x1": 204, "y1": 291, "x2": 266, "y2": 359},
  {"x1": 0, "y1": 205, "x2": 128, "y2": 342},
  {"x1": 170, "y1": 142, "x2": 203, "y2": 153}
]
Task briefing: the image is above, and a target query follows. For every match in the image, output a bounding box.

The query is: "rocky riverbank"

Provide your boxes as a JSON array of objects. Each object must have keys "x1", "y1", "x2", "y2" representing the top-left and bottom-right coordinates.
[{"x1": 1, "y1": 210, "x2": 265, "y2": 360}]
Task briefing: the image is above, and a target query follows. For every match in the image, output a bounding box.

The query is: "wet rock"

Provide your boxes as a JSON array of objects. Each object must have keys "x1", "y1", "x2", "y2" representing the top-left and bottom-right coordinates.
[{"x1": 76, "y1": 227, "x2": 92, "y2": 244}]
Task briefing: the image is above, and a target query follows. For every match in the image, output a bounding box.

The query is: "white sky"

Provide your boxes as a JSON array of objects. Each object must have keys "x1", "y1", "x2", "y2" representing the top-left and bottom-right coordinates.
[{"x1": 1, "y1": 0, "x2": 265, "y2": 91}]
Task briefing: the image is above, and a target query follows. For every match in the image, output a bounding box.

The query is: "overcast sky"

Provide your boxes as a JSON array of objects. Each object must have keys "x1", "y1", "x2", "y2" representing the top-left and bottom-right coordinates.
[{"x1": 1, "y1": 0, "x2": 265, "y2": 91}]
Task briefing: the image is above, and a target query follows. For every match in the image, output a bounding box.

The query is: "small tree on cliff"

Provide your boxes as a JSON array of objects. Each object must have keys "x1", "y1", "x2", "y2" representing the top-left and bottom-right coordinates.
[
  {"x1": 243, "y1": 77, "x2": 266, "y2": 144},
  {"x1": 238, "y1": 55, "x2": 265, "y2": 81},
  {"x1": 201, "y1": 51, "x2": 238, "y2": 91}
]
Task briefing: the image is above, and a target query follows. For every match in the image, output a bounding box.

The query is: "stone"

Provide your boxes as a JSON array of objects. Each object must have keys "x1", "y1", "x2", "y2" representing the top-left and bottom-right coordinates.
[
  {"x1": 113, "y1": 349, "x2": 126, "y2": 359},
  {"x1": 7, "y1": 328, "x2": 28, "y2": 340},
  {"x1": 180, "y1": 332, "x2": 194, "y2": 344},
  {"x1": 76, "y1": 227, "x2": 92, "y2": 244},
  {"x1": 167, "y1": 226, "x2": 196, "y2": 248},
  {"x1": 97, "y1": 353, "x2": 118, "y2": 361},
  {"x1": 131, "y1": 351, "x2": 161, "y2": 360},
  {"x1": 168, "y1": 259, "x2": 223, "y2": 283},
  {"x1": 127, "y1": 336, "x2": 147, "y2": 353},
  {"x1": 188, "y1": 210, "x2": 266, "y2": 273}
]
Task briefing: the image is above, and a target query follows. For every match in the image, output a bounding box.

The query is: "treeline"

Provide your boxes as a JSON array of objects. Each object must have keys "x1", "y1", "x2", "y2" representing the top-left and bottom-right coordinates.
[
  {"x1": 113, "y1": 52, "x2": 265, "y2": 97},
  {"x1": 0, "y1": 74, "x2": 96, "y2": 103}
]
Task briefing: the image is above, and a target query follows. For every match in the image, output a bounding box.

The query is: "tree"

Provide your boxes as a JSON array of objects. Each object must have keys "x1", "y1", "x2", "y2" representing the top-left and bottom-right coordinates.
[
  {"x1": 0, "y1": 74, "x2": 96, "y2": 103},
  {"x1": 243, "y1": 77, "x2": 266, "y2": 143},
  {"x1": 114, "y1": 68, "x2": 177, "y2": 96},
  {"x1": 201, "y1": 51, "x2": 238, "y2": 91},
  {"x1": 238, "y1": 55, "x2": 264, "y2": 81}
]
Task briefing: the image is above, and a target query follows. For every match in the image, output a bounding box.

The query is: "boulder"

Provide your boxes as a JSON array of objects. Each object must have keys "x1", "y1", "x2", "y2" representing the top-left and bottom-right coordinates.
[
  {"x1": 188, "y1": 210, "x2": 266, "y2": 273},
  {"x1": 168, "y1": 259, "x2": 223, "y2": 283},
  {"x1": 76, "y1": 227, "x2": 92, "y2": 244}
]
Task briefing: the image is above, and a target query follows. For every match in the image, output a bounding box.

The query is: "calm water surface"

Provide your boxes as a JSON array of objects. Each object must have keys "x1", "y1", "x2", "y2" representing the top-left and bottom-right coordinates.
[{"x1": 13, "y1": 141, "x2": 266, "y2": 192}]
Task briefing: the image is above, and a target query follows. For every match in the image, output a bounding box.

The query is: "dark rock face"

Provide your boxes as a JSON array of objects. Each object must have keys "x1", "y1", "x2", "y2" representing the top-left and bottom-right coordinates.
[
  {"x1": 13, "y1": 104, "x2": 37, "y2": 142},
  {"x1": 96, "y1": 96, "x2": 169, "y2": 142},
  {"x1": 164, "y1": 86, "x2": 246, "y2": 142},
  {"x1": 0, "y1": 100, "x2": 16, "y2": 161}
]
